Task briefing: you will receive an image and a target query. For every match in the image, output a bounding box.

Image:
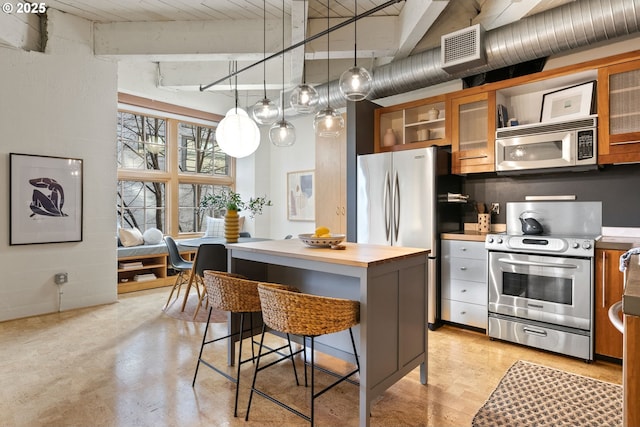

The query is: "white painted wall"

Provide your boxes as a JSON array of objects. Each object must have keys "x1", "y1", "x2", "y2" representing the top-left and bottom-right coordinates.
[{"x1": 0, "y1": 10, "x2": 118, "y2": 321}]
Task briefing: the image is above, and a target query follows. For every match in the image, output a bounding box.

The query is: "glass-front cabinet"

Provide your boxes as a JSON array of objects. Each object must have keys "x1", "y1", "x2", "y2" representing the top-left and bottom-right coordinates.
[
  {"x1": 598, "y1": 58, "x2": 640, "y2": 164},
  {"x1": 374, "y1": 95, "x2": 447, "y2": 152},
  {"x1": 450, "y1": 91, "x2": 496, "y2": 174}
]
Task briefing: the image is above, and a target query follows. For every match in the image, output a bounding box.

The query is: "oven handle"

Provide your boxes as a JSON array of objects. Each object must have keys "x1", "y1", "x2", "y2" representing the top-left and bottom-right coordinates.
[{"x1": 497, "y1": 258, "x2": 578, "y2": 269}]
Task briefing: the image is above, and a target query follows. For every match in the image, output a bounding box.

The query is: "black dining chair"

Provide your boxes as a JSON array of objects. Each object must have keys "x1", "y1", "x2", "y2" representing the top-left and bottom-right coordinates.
[
  {"x1": 164, "y1": 236, "x2": 194, "y2": 309},
  {"x1": 190, "y1": 243, "x2": 228, "y2": 319}
]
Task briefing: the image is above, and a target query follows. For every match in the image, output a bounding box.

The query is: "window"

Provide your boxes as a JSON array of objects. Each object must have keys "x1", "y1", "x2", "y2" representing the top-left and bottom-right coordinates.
[{"x1": 116, "y1": 95, "x2": 231, "y2": 236}]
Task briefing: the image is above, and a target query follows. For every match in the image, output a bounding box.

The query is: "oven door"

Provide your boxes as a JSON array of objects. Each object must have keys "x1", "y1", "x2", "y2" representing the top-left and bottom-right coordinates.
[{"x1": 488, "y1": 251, "x2": 592, "y2": 330}]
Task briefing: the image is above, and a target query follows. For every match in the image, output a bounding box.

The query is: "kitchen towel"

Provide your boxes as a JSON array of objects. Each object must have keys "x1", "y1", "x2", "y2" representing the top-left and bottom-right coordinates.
[{"x1": 619, "y1": 247, "x2": 640, "y2": 272}]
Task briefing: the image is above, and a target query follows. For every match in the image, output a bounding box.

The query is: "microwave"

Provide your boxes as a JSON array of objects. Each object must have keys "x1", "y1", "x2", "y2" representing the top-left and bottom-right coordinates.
[{"x1": 495, "y1": 116, "x2": 597, "y2": 173}]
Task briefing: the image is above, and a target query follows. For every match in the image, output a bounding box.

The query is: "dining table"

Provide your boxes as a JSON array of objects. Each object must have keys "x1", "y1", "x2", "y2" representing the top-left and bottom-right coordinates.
[{"x1": 176, "y1": 236, "x2": 269, "y2": 312}]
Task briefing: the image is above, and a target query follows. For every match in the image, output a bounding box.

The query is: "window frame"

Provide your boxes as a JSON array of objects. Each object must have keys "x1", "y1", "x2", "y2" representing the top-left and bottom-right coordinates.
[{"x1": 117, "y1": 93, "x2": 232, "y2": 237}]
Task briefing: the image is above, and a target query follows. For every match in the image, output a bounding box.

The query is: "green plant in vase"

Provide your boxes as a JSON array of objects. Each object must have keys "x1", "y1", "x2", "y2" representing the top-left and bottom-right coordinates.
[{"x1": 200, "y1": 189, "x2": 272, "y2": 242}]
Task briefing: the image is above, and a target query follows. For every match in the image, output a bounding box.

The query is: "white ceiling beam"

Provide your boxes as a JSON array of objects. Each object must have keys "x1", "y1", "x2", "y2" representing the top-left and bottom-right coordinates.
[
  {"x1": 94, "y1": 18, "x2": 287, "y2": 60},
  {"x1": 393, "y1": 0, "x2": 449, "y2": 60},
  {"x1": 472, "y1": 0, "x2": 543, "y2": 30},
  {"x1": 289, "y1": 0, "x2": 306, "y2": 85},
  {"x1": 0, "y1": 9, "x2": 41, "y2": 51}
]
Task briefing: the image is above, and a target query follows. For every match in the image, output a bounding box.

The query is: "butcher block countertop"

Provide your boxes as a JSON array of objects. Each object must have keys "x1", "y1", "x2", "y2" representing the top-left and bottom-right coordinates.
[
  {"x1": 440, "y1": 231, "x2": 488, "y2": 243},
  {"x1": 228, "y1": 238, "x2": 428, "y2": 268}
]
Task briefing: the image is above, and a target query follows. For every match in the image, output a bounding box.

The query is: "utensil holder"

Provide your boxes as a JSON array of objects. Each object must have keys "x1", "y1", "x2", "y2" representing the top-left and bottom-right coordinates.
[{"x1": 478, "y1": 213, "x2": 491, "y2": 233}]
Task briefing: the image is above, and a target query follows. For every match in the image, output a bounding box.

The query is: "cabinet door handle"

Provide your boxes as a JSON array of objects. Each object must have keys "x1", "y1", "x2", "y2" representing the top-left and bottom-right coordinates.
[
  {"x1": 342, "y1": 207, "x2": 345, "y2": 215},
  {"x1": 459, "y1": 155, "x2": 488, "y2": 161},
  {"x1": 611, "y1": 140, "x2": 640, "y2": 146},
  {"x1": 336, "y1": 206, "x2": 340, "y2": 215},
  {"x1": 601, "y1": 251, "x2": 606, "y2": 308}
]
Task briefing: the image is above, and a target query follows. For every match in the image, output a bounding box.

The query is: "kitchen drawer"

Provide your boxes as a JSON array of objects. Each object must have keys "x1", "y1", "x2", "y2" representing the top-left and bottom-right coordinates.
[
  {"x1": 442, "y1": 257, "x2": 487, "y2": 282},
  {"x1": 441, "y1": 299, "x2": 487, "y2": 329},
  {"x1": 441, "y1": 278, "x2": 487, "y2": 304},
  {"x1": 442, "y1": 240, "x2": 487, "y2": 260}
]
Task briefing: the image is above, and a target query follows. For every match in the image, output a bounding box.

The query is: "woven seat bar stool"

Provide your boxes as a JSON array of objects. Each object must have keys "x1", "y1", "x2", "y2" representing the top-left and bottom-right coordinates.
[
  {"x1": 246, "y1": 282, "x2": 360, "y2": 426},
  {"x1": 192, "y1": 271, "x2": 300, "y2": 417}
]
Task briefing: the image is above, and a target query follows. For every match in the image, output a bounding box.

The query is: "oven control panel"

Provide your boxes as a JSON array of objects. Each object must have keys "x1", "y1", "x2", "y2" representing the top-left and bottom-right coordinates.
[{"x1": 485, "y1": 234, "x2": 595, "y2": 257}]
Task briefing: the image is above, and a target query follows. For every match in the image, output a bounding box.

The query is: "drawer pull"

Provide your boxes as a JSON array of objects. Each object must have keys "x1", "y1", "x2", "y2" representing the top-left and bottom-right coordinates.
[
  {"x1": 460, "y1": 311, "x2": 467, "y2": 315},
  {"x1": 523, "y1": 327, "x2": 547, "y2": 337},
  {"x1": 460, "y1": 289, "x2": 467, "y2": 293},
  {"x1": 460, "y1": 266, "x2": 467, "y2": 270},
  {"x1": 460, "y1": 247, "x2": 467, "y2": 251}
]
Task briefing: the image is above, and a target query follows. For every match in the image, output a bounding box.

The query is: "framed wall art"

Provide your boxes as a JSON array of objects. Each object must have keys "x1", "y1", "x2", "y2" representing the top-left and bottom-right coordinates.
[
  {"x1": 287, "y1": 170, "x2": 315, "y2": 221},
  {"x1": 10, "y1": 153, "x2": 83, "y2": 245},
  {"x1": 540, "y1": 80, "x2": 596, "y2": 122}
]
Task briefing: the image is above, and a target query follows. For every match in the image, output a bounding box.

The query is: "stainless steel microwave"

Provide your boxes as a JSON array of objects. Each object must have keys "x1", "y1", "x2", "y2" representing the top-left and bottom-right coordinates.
[{"x1": 495, "y1": 116, "x2": 597, "y2": 173}]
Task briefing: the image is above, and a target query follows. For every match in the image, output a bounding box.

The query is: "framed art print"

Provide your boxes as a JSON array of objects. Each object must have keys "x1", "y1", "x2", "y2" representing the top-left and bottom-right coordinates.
[
  {"x1": 10, "y1": 153, "x2": 83, "y2": 245},
  {"x1": 540, "y1": 80, "x2": 596, "y2": 122},
  {"x1": 287, "y1": 170, "x2": 315, "y2": 221}
]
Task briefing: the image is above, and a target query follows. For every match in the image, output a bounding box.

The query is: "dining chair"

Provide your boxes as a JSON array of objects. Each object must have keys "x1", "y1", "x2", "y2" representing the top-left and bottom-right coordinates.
[
  {"x1": 188, "y1": 243, "x2": 227, "y2": 319},
  {"x1": 246, "y1": 282, "x2": 360, "y2": 426},
  {"x1": 163, "y1": 236, "x2": 194, "y2": 309}
]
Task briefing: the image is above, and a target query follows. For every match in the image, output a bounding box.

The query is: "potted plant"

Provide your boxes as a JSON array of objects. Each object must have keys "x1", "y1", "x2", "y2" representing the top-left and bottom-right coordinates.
[{"x1": 200, "y1": 189, "x2": 272, "y2": 242}]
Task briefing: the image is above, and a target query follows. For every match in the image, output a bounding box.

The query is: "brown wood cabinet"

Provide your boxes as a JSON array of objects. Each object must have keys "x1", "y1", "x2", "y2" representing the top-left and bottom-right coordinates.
[
  {"x1": 594, "y1": 248, "x2": 625, "y2": 359},
  {"x1": 117, "y1": 250, "x2": 195, "y2": 294},
  {"x1": 598, "y1": 58, "x2": 640, "y2": 164},
  {"x1": 315, "y1": 115, "x2": 347, "y2": 234},
  {"x1": 450, "y1": 91, "x2": 496, "y2": 174},
  {"x1": 374, "y1": 95, "x2": 448, "y2": 152}
]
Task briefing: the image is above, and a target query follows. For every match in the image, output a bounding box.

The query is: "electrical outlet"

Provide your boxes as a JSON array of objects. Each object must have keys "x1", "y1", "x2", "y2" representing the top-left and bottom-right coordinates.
[
  {"x1": 490, "y1": 202, "x2": 500, "y2": 215},
  {"x1": 54, "y1": 272, "x2": 68, "y2": 285}
]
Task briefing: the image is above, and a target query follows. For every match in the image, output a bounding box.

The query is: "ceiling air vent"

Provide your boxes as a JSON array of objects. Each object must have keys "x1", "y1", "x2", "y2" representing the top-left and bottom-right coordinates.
[{"x1": 441, "y1": 24, "x2": 486, "y2": 74}]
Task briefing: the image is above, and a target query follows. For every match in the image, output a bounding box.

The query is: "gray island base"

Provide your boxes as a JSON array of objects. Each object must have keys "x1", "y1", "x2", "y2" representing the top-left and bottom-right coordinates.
[{"x1": 227, "y1": 239, "x2": 429, "y2": 427}]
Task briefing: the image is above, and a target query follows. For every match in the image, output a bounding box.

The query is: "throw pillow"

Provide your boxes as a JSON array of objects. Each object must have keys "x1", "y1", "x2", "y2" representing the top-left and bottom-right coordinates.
[
  {"x1": 204, "y1": 216, "x2": 224, "y2": 237},
  {"x1": 143, "y1": 227, "x2": 163, "y2": 245},
  {"x1": 204, "y1": 215, "x2": 246, "y2": 237},
  {"x1": 118, "y1": 227, "x2": 144, "y2": 247}
]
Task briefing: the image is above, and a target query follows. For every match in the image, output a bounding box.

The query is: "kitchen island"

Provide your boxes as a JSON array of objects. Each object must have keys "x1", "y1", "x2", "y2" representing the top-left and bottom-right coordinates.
[
  {"x1": 624, "y1": 255, "x2": 640, "y2": 427},
  {"x1": 227, "y1": 239, "x2": 429, "y2": 427}
]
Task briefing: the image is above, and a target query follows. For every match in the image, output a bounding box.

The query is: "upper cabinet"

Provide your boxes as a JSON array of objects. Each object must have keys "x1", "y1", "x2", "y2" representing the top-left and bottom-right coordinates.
[
  {"x1": 374, "y1": 95, "x2": 447, "y2": 152},
  {"x1": 449, "y1": 90, "x2": 496, "y2": 174},
  {"x1": 598, "y1": 58, "x2": 640, "y2": 164}
]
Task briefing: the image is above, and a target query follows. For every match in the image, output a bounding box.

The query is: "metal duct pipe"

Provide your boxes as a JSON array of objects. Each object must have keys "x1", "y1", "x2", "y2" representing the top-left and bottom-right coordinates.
[{"x1": 318, "y1": 0, "x2": 640, "y2": 109}]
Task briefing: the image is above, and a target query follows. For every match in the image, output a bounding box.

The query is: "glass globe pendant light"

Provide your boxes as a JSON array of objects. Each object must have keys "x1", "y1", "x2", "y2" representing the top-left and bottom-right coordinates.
[
  {"x1": 338, "y1": 0, "x2": 373, "y2": 101},
  {"x1": 217, "y1": 63, "x2": 261, "y2": 158},
  {"x1": 252, "y1": 0, "x2": 280, "y2": 125},
  {"x1": 289, "y1": 0, "x2": 319, "y2": 114},
  {"x1": 269, "y1": 0, "x2": 296, "y2": 147},
  {"x1": 314, "y1": 1, "x2": 344, "y2": 137}
]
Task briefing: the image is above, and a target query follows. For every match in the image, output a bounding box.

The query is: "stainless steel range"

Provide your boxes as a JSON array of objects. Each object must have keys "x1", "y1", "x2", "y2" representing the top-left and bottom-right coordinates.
[{"x1": 485, "y1": 201, "x2": 602, "y2": 361}]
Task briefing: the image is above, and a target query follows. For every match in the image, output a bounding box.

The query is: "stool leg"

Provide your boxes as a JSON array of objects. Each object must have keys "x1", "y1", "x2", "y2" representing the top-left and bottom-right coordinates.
[
  {"x1": 286, "y1": 334, "x2": 300, "y2": 386},
  {"x1": 192, "y1": 306, "x2": 213, "y2": 386},
  {"x1": 245, "y1": 324, "x2": 267, "y2": 421},
  {"x1": 310, "y1": 336, "x2": 315, "y2": 427},
  {"x1": 233, "y1": 312, "x2": 246, "y2": 417}
]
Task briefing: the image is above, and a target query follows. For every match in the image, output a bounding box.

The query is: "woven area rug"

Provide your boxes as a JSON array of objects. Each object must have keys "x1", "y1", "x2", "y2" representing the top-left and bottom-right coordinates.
[
  {"x1": 162, "y1": 291, "x2": 227, "y2": 323},
  {"x1": 472, "y1": 360, "x2": 622, "y2": 427}
]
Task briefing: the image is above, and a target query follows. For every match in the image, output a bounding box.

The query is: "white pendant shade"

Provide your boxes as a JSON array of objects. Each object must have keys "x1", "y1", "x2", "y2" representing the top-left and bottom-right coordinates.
[
  {"x1": 252, "y1": 97, "x2": 280, "y2": 125},
  {"x1": 339, "y1": 65, "x2": 373, "y2": 101},
  {"x1": 290, "y1": 83, "x2": 320, "y2": 114},
  {"x1": 269, "y1": 118, "x2": 296, "y2": 147},
  {"x1": 313, "y1": 107, "x2": 344, "y2": 138},
  {"x1": 216, "y1": 108, "x2": 261, "y2": 158}
]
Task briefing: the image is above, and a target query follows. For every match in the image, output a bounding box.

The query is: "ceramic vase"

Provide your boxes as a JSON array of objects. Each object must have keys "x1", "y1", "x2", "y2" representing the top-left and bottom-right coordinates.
[
  {"x1": 224, "y1": 209, "x2": 240, "y2": 243},
  {"x1": 383, "y1": 128, "x2": 397, "y2": 147}
]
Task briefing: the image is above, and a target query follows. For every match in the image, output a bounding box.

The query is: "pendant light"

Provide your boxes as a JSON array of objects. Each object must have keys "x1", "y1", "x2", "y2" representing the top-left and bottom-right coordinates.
[
  {"x1": 289, "y1": 0, "x2": 319, "y2": 114},
  {"x1": 269, "y1": 0, "x2": 296, "y2": 147},
  {"x1": 313, "y1": 1, "x2": 344, "y2": 137},
  {"x1": 252, "y1": 0, "x2": 280, "y2": 125},
  {"x1": 217, "y1": 63, "x2": 261, "y2": 158},
  {"x1": 338, "y1": 0, "x2": 373, "y2": 101}
]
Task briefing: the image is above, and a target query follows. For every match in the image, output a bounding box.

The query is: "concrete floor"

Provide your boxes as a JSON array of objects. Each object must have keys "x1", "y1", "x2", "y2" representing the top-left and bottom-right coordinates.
[{"x1": 0, "y1": 286, "x2": 622, "y2": 427}]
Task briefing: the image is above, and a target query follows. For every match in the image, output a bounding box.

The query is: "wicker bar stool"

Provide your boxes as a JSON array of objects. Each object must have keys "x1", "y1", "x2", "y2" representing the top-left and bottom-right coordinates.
[
  {"x1": 192, "y1": 271, "x2": 299, "y2": 417},
  {"x1": 246, "y1": 282, "x2": 360, "y2": 426}
]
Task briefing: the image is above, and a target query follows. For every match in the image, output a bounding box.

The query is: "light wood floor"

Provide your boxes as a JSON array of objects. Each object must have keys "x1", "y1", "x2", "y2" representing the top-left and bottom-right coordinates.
[{"x1": 0, "y1": 287, "x2": 622, "y2": 427}]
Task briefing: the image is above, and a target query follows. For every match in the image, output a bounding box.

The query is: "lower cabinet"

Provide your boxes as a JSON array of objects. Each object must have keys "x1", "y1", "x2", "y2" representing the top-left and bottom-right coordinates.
[
  {"x1": 441, "y1": 240, "x2": 488, "y2": 329},
  {"x1": 117, "y1": 250, "x2": 195, "y2": 294},
  {"x1": 595, "y1": 248, "x2": 625, "y2": 359}
]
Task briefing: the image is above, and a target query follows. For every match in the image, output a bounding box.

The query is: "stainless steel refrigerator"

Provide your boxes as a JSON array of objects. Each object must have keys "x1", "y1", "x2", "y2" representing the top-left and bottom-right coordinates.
[{"x1": 356, "y1": 146, "x2": 462, "y2": 329}]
